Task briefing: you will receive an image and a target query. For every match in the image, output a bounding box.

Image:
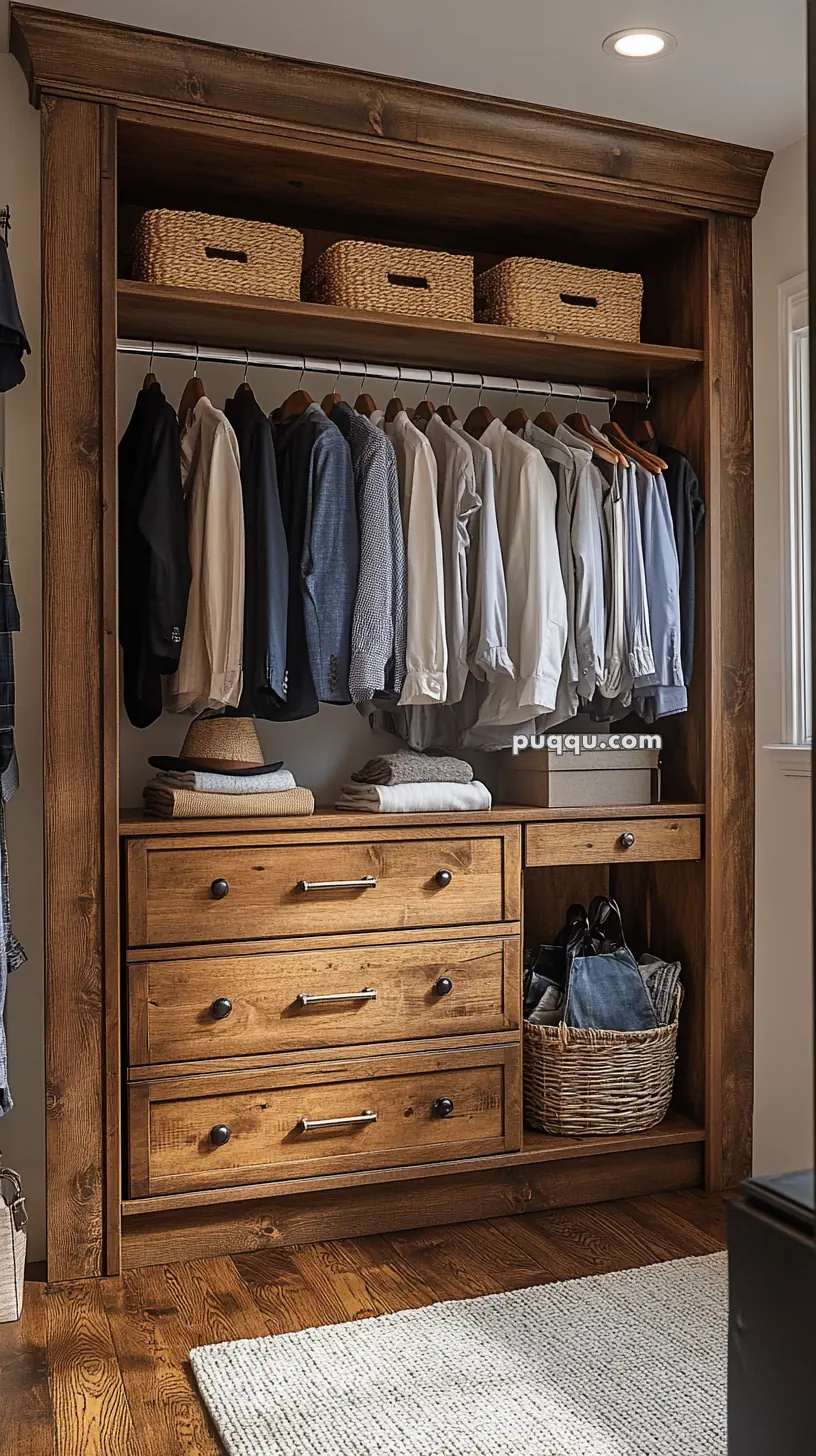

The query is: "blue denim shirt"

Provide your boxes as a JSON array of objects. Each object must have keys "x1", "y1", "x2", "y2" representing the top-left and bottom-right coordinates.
[
  {"x1": 274, "y1": 404, "x2": 359, "y2": 705},
  {"x1": 633, "y1": 465, "x2": 687, "y2": 720}
]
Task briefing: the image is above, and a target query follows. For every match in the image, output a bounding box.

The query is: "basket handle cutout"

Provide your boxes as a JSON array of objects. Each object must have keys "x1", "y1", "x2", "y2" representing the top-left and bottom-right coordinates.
[
  {"x1": 560, "y1": 292, "x2": 598, "y2": 309},
  {"x1": 387, "y1": 273, "x2": 430, "y2": 290},
  {"x1": 205, "y1": 246, "x2": 249, "y2": 264}
]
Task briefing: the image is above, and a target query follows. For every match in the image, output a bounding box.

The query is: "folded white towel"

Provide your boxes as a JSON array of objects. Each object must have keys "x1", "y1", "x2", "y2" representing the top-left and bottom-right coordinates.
[
  {"x1": 336, "y1": 781, "x2": 492, "y2": 813},
  {"x1": 156, "y1": 768, "x2": 297, "y2": 794}
]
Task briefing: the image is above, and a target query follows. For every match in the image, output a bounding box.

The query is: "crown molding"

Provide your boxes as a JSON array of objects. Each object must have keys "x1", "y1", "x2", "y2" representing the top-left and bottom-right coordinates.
[{"x1": 10, "y1": 4, "x2": 772, "y2": 218}]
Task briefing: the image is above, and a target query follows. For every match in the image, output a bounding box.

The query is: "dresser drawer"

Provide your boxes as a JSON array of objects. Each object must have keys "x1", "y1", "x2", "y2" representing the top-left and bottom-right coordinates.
[
  {"x1": 128, "y1": 1045, "x2": 521, "y2": 1196},
  {"x1": 524, "y1": 816, "x2": 701, "y2": 867},
  {"x1": 126, "y1": 829, "x2": 519, "y2": 947},
  {"x1": 127, "y1": 936, "x2": 521, "y2": 1066}
]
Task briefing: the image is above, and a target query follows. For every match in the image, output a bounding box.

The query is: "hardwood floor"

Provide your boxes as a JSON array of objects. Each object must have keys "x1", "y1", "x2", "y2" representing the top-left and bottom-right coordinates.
[{"x1": 0, "y1": 1190, "x2": 726, "y2": 1455}]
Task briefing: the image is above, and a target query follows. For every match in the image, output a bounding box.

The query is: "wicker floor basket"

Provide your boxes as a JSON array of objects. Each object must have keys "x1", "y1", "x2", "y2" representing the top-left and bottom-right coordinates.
[
  {"x1": 304, "y1": 240, "x2": 474, "y2": 322},
  {"x1": 523, "y1": 994, "x2": 681, "y2": 1137},
  {"x1": 132, "y1": 209, "x2": 304, "y2": 300},
  {"x1": 477, "y1": 257, "x2": 642, "y2": 341}
]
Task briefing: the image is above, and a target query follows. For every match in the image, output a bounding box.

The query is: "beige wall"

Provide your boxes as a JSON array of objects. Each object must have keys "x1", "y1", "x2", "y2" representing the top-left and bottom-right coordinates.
[
  {"x1": 752, "y1": 133, "x2": 814, "y2": 1176},
  {"x1": 0, "y1": 52, "x2": 45, "y2": 1258},
  {"x1": 0, "y1": 44, "x2": 811, "y2": 1258}
]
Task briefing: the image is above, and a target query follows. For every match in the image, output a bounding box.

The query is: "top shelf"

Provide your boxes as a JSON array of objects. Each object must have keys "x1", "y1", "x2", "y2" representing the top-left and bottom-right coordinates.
[{"x1": 117, "y1": 281, "x2": 703, "y2": 389}]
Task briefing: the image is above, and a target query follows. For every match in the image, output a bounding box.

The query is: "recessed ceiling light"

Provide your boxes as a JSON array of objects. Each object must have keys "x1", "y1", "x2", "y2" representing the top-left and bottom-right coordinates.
[{"x1": 603, "y1": 29, "x2": 677, "y2": 60}]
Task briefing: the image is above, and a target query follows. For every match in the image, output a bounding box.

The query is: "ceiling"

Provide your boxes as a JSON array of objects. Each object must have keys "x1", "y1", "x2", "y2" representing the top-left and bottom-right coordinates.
[{"x1": 1, "y1": 0, "x2": 807, "y2": 152}]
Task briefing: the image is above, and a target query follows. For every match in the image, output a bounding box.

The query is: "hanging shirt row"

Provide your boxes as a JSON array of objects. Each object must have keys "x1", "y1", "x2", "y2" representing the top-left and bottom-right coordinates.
[{"x1": 118, "y1": 373, "x2": 703, "y2": 748}]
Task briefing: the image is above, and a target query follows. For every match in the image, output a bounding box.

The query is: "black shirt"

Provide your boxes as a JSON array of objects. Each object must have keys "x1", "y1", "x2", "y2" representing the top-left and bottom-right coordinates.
[
  {"x1": 657, "y1": 442, "x2": 705, "y2": 686},
  {"x1": 224, "y1": 389, "x2": 289, "y2": 719},
  {"x1": 0, "y1": 238, "x2": 29, "y2": 395},
  {"x1": 118, "y1": 384, "x2": 191, "y2": 727}
]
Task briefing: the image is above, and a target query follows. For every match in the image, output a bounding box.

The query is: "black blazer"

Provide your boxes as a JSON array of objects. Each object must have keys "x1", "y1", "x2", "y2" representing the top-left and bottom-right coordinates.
[{"x1": 118, "y1": 384, "x2": 191, "y2": 727}]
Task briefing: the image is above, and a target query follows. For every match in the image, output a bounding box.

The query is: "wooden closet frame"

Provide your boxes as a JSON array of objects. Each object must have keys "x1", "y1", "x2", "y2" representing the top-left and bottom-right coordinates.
[{"x1": 10, "y1": 4, "x2": 769, "y2": 1280}]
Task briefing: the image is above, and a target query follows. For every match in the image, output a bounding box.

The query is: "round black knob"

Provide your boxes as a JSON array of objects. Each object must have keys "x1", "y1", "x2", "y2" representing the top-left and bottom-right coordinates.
[
  {"x1": 210, "y1": 878, "x2": 230, "y2": 900},
  {"x1": 434, "y1": 869, "x2": 453, "y2": 888},
  {"x1": 209, "y1": 1124, "x2": 230, "y2": 1146},
  {"x1": 211, "y1": 997, "x2": 233, "y2": 1021},
  {"x1": 619, "y1": 832, "x2": 635, "y2": 850},
  {"x1": 433, "y1": 1097, "x2": 454, "y2": 1118},
  {"x1": 433, "y1": 977, "x2": 453, "y2": 997}
]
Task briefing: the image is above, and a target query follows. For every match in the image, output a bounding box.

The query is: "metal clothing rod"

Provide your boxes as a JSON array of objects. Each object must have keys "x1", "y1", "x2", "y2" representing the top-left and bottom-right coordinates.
[{"x1": 117, "y1": 337, "x2": 648, "y2": 405}]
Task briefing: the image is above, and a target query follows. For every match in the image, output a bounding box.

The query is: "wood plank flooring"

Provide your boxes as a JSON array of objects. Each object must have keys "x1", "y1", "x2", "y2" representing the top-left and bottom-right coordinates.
[{"x1": 0, "y1": 1190, "x2": 726, "y2": 1455}]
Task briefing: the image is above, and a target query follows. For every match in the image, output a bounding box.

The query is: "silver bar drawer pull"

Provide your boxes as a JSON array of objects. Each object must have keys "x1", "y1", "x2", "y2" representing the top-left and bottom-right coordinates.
[
  {"x1": 296, "y1": 876, "x2": 377, "y2": 893},
  {"x1": 296, "y1": 987, "x2": 377, "y2": 1007},
  {"x1": 297, "y1": 1110, "x2": 377, "y2": 1133}
]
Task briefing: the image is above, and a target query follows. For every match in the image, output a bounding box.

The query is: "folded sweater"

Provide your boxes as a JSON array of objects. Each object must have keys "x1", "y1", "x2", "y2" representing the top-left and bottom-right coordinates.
[
  {"x1": 156, "y1": 768, "x2": 297, "y2": 794},
  {"x1": 336, "y1": 780, "x2": 491, "y2": 813},
  {"x1": 144, "y1": 782, "x2": 314, "y2": 818},
  {"x1": 351, "y1": 750, "x2": 473, "y2": 786}
]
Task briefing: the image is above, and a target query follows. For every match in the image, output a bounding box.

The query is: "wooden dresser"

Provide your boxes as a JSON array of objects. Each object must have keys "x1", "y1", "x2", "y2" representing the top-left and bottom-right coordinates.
[{"x1": 120, "y1": 805, "x2": 705, "y2": 1269}]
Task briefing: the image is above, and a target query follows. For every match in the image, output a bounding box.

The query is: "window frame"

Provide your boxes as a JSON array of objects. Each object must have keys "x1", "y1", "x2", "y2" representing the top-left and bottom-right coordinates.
[{"x1": 768, "y1": 270, "x2": 812, "y2": 777}]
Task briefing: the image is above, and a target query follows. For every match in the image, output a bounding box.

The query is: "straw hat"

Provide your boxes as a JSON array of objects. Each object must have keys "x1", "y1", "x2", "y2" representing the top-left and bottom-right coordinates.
[{"x1": 148, "y1": 716, "x2": 283, "y2": 775}]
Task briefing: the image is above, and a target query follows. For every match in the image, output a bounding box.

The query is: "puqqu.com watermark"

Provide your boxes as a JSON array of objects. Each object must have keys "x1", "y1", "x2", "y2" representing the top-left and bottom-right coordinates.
[{"x1": 511, "y1": 732, "x2": 662, "y2": 756}]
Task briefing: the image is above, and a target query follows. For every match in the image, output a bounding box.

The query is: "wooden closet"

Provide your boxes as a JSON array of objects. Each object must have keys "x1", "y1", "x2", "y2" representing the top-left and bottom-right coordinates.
[{"x1": 10, "y1": 4, "x2": 770, "y2": 1281}]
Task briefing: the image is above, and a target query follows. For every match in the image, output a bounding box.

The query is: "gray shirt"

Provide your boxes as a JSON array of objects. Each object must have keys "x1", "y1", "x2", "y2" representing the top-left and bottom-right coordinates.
[
  {"x1": 452, "y1": 422, "x2": 512, "y2": 683},
  {"x1": 555, "y1": 423, "x2": 607, "y2": 704},
  {"x1": 521, "y1": 420, "x2": 579, "y2": 728},
  {"x1": 331, "y1": 403, "x2": 406, "y2": 702}
]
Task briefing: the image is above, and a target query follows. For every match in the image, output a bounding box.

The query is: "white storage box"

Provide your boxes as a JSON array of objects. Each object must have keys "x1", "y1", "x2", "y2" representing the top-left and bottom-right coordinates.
[{"x1": 499, "y1": 739, "x2": 660, "y2": 809}]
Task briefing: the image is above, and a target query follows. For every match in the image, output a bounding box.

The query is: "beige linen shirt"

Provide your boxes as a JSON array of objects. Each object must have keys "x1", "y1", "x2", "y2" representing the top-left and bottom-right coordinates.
[
  {"x1": 472, "y1": 419, "x2": 567, "y2": 728},
  {"x1": 385, "y1": 410, "x2": 448, "y2": 706},
  {"x1": 424, "y1": 414, "x2": 480, "y2": 704},
  {"x1": 165, "y1": 396, "x2": 245, "y2": 713}
]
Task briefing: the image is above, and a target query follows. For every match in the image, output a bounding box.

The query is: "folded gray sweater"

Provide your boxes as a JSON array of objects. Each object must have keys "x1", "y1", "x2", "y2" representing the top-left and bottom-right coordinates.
[{"x1": 351, "y1": 750, "x2": 473, "y2": 786}]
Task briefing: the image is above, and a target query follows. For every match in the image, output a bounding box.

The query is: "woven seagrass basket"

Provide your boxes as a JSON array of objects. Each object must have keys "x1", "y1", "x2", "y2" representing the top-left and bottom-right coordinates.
[
  {"x1": 476, "y1": 256, "x2": 642, "y2": 341},
  {"x1": 523, "y1": 989, "x2": 681, "y2": 1137},
  {"x1": 132, "y1": 209, "x2": 304, "y2": 300},
  {"x1": 304, "y1": 240, "x2": 474, "y2": 322}
]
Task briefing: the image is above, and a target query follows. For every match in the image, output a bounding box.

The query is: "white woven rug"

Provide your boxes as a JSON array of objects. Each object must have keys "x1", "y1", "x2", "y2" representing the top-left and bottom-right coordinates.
[{"x1": 191, "y1": 1252, "x2": 727, "y2": 1456}]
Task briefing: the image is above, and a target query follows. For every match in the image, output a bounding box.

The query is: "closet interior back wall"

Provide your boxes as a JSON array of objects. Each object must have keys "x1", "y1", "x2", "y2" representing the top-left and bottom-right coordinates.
[{"x1": 116, "y1": 355, "x2": 618, "y2": 809}]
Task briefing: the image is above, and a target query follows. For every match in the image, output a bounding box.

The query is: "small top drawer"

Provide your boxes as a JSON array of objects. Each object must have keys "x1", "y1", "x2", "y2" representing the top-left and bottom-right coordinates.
[
  {"x1": 524, "y1": 816, "x2": 701, "y2": 867},
  {"x1": 126, "y1": 828, "x2": 520, "y2": 948}
]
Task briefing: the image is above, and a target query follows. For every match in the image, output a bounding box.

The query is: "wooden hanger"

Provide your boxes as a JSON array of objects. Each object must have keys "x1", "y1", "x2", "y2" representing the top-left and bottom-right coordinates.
[
  {"x1": 178, "y1": 345, "x2": 206, "y2": 425},
  {"x1": 411, "y1": 375, "x2": 437, "y2": 425},
  {"x1": 631, "y1": 375, "x2": 656, "y2": 443},
  {"x1": 236, "y1": 350, "x2": 254, "y2": 396},
  {"x1": 352, "y1": 367, "x2": 377, "y2": 418},
  {"x1": 142, "y1": 341, "x2": 157, "y2": 390},
  {"x1": 464, "y1": 377, "x2": 494, "y2": 440},
  {"x1": 278, "y1": 359, "x2": 313, "y2": 423},
  {"x1": 534, "y1": 409, "x2": 560, "y2": 434},
  {"x1": 632, "y1": 417, "x2": 656, "y2": 444},
  {"x1": 321, "y1": 361, "x2": 344, "y2": 415},
  {"x1": 437, "y1": 376, "x2": 458, "y2": 426},
  {"x1": 384, "y1": 367, "x2": 404, "y2": 423},
  {"x1": 564, "y1": 411, "x2": 620, "y2": 466},
  {"x1": 601, "y1": 420, "x2": 668, "y2": 472},
  {"x1": 278, "y1": 387, "x2": 313, "y2": 422},
  {"x1": 503, "y1": 381, "x2": 528, "y2": 434}
]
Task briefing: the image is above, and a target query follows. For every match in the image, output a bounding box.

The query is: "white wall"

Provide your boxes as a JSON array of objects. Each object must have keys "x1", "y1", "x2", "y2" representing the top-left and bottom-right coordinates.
[
  {"x1": 752, "y1": 134, "x2": 814, "y2": 1176},
  {"x1": 0, "y1": 53, "x2": 45, "y2": 1257}
]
